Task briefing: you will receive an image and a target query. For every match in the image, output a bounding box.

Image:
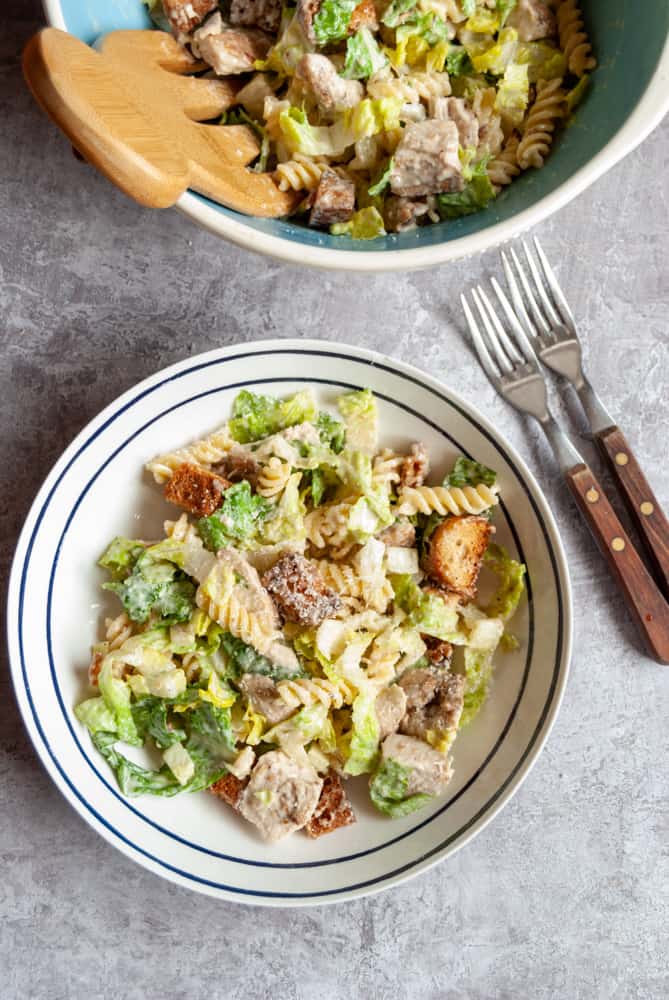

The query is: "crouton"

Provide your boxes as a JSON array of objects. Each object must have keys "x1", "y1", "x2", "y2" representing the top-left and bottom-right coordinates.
[
  {"x1": 304, "y1": 770, "x2": 356, "y2": 838},
  {"x1": 262, "y1": 553, "x2": 342, "y2": 626},
  {"x1": 422, "y1": 514, "x2": 492, "y2": 598},
  {"x1": 348, "y1": 0, "x2": 378, "y2": 34},
  {"x1": 423, "y1": 636, "x2": 453, "y2": 671},
  {"x1": 399, "y1": 442, "x2": 430, "y2": 489},
  {"x1": 164, "y1": 462, "x2": 231, "y2": 517},
  {"x1": 210, "y1": 772, "x2": 247, "y2": 809},
  {"x1": 162, "y1": 0, "x2": 218, "y2": 36}
]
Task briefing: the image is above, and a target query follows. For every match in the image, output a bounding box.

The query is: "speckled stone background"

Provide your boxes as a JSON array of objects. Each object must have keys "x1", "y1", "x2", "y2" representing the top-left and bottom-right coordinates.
[{"x1": 2, "y1": 3, "x2": 668, "y2": 997}]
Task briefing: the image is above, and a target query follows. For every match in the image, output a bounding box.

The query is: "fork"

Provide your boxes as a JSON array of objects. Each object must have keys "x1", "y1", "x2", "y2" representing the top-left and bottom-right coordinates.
[
  {"x1": 461, "y1": 281, "x2": 669, "y2": 665},
  {"x1": 502, "y1": 238, "x2": 669, "y2": 601}
]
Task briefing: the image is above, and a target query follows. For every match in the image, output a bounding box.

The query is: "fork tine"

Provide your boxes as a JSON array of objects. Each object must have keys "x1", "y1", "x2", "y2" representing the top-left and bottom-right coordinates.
[
  {"x1": 471, "y1": 287, "x2": 515, "y2": 375},
  {"x1": 475, "y1": 285, "x2": 524, "y2": 365},
  {"x1": 490, "y1": 277, "x2": 542, "y2": 367},
  {"x1": 509, "y1": 246, "x2": 551, "y2": 335},
  {"x1": 460, "y1": 293, "x2": 502, "y2": 384},
  {"x1": 533, "y1": 237, "x2": 576, "y2": 327},
  {"x1": 501, "y1": 251, "x2": 541, "y2": 343},
  {"x1": 522, "y1": 240, "x2": 562, "y2": 328}
]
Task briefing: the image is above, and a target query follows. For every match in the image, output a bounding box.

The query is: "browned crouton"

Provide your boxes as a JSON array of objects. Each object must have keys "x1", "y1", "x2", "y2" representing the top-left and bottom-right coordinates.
[
  {"x1": 164, "y1": 462, "x2": 231, "y2": 517},
  {"x1": 262, "y1": 553, "x2": 342, "y2": 626},
  {"x1": 210, "y1": 773, "x2": 247, "y2": 809},
  {"x1": 348, "y1": 0, "x2": 378, "y2": 33},
  {"x1": 422, "y1": 515, "x2": 492, "y2": 599},
  {"x1": 304, "y1": 771, "x2": 356, "y2": 838},
  {"x1": 162, "y1": 0, "x2": 218, "y2": 35},
  {"x1": 423, "y1": 636, "x2": 453, "y2": 671},
  {"x1": 399, "y1": 442, "x2": 430, "y2": 490}
]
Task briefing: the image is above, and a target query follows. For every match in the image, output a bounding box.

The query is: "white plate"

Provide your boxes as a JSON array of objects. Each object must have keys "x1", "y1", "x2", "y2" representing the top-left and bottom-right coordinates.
[{"x1": 7, "y1": 340, "x2": 572, "y2": 905}]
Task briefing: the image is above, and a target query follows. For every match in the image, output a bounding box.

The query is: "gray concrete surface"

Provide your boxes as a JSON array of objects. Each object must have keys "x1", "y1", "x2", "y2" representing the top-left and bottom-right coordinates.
[{"x1": 2, "y1": 2, "x2": 668, "y2": 997}]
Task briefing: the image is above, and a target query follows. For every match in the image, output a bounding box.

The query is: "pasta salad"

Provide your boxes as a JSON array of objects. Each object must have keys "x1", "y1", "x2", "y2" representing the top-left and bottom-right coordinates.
[
  {"x1": 146, "y1": 0, "x2": 594, "y2": 237},
  {"x1": 75, "y1": 388, "x2": 525, "y2": 842}
]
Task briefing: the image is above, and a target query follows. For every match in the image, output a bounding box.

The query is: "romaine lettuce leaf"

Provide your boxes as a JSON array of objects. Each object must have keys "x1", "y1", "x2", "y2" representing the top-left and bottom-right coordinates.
[
  {"x1": 391, "y1": 575, "x2": 460, "y2": 640},
  {"x1": 494, "y1": 62, "x2": 529, "y2": 126},
  {"x1": 131, "y1": 696, "x2": 186, "y2": 749},
  {"x1": 197, "y1": 481, "x2": 272, "y2": 552},
  {"x1": 381, "y1": 0, "x2": 417, "y2": 27},
  {"x1": 484, "y1": 543, "x2": 526, "y2": 621},
  {"x1": 98, "y1": 659, "x2": 142, "y2": 746},
  {"x1": 331, "y1": 206, "x2": 386, "y2": 240},
  {"x1": 337, "y1": 388, "x2": 378, "y2": 453},
  {"x1": 74, "y1": 697, "x2": 117, "y2": 735},
  {"x1": 91, "y1": 731, "x2": 228, "y2": 797},
  {"x1": 437, "y1": 158, "x2": 496, "y2": 219},
  {"x1": 104, "y1": 549, "x2": 196, "y2": 625},
  {"x1": 229, "y1": 388, "x2": 317, "y2": 443},
  {"x1": 342, "y1": 27, "x2": 388, "y2": 80},
  {"x1": 221, "y1": 633, "x2": 305, "y2": 681},
  {"x1": 466, "y1": 26, "x2": 518, "y2": 74},
  {"x1": 280, "y1": 101, "x2": 402, "y2": 157},
  {"x1": 460, "y1": 645, "x2": 495, "y2": 726},
  {"x1": 163, "y1": 743, "x2": 195, "y2": 785},
  {"x1": 260, "y1": 472, "x2": 306, "y2": 544},
  {"x1": 317, "y1": 411, "x2": 346, "y2": 453},
  {"x1": 443, "y1": 44, "x2": 474, "y2": 76},
  {"x1": 313, "y1": 0, "x2": 357, "y2": 45},
  {"x1": 444, "y1": 455, "x2": 497, "y2": 488},
  {"x1": 98, "y1": 537, "x2": 145, "y2": 579},
  {"x1": 368, "y1": 157, "x2": 394, "y2": 197},
  {"x1": 344, "y1": 691, "x2": 380, "y2": 775},
  {"x1": 496, "y1": 0, "x2": 517, "y2": 27},
  {"x1": 369, "y1": 757, "x2": 432, "y2": 816}
]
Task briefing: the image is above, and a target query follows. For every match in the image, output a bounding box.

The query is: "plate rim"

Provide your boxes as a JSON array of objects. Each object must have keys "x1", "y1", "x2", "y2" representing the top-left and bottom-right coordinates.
[{"x1": 7, "y1": 338, "x2": 574, "y2": 905}]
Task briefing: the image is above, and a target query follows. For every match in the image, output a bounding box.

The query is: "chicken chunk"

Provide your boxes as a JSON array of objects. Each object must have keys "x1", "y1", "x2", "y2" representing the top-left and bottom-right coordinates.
[
  {"x1": 209, "y1": 772, "x2": 247, "y2": 809},
  {"x1": 296, "y1": 0, "x2": 320, "y2": 44},
  {"x1": 297, "y1": 54, "x2": 364, "y2": 113},
  {"x1": 381, "y1": 733, "x2": 453, "y2": 795},
  {"x1": 239, "y1": 674, "x2": 294, "y2": 724},
  {"x1": 399, "y1": 668, "x2": 465, "y2": 740},
  {"x1": 212, "y1": 447, "x2": 259, "y2": 487},
  {"x1": 422, "y1": 514, "x2": 492, "y2": 599},
  {"x1": 377, "y1": 518, "x2": 416, "y2": 548},
  {"x1": 309, "y1": 170, "x2": 356, "y2": 228},
  {"x1": 305, "y1": 770, "x2": 356, "y2": 838},
  {"x1": 506, "y1": 0, "x2": 557, "y2": 41},
  {"x1": 390, "y1": 120, "x2": 463, "y2": 198},
  {"x1": 162, "y1": 0, "x2": 217, "y2": 36},
  {"x1": 230, "y1": 0, "x2": 282, "y2": 34},
  {"x1": 164, "y1": 462, "x2": 231, "y2": 517},
  {"x1": 383, "y1": 195, "x2": 431, "y2": 233},
  {"x1": 399, "y1": 442, "x2": 430, "y2": 490},
  {"x1": 262, "y1": 553, "x2": 342, "y2": 626},
  {"x1": 375, "y1": 684, "x2": 408, "y2": 740},
  {"x1": 238, "y1": 750, "x2": 323, "y2": 841},
  {"x1": 193, "y1": 13, "x2": 272, "y2": 75},
  {"x1": 433, "y1": 97, "x2": 479, "y2": 151}
]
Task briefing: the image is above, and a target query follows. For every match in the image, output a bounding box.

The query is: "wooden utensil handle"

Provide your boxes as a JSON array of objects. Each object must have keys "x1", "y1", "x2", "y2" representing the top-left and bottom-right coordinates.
[
  {"x1": 595, "y1": 426, "x2": 669, "y2": 599},
  {"x1": 566, "y1": 463, "x2": 669, "y2": 664}
]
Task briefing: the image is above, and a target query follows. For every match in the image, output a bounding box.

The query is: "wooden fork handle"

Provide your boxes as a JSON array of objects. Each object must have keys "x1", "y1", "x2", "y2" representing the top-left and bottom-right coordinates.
[
  {"x1": 566, "y1": 463, "x2": 669, "y2": 664},
  {"x1": 594, "y1": 426, "x2": 669, "y2": 600}
]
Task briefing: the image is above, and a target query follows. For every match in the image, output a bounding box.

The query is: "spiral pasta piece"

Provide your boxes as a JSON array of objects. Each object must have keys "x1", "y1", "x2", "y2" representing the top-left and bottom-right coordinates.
[
  {"x1": 256, "y1": 456, "x2": 292, "y2": 497},
  {"x1": 277, "y1": 677, "x2": 349, "y2": 710},
  {"x1": 488, "y1": 135, "x2": 521, "y2": 191},
  {"x1": 396, "y1": 483, "x2": 500, "y2": 517},
  {"x1": 517, "y1": 78, "x2": 566, "y2": 170},
  {"x1": 557, "y1": 0, "x2": 596, "y2": 77},
  {"x1": 372, "y1": 448, "x2": 403, "y2": 493},
  {"x1": 305, "y1": 501, "x2": 353, "y2": 550},
  {"x1": 146, "y1": 425, "x2": 235, "y2": 483},
  {"x1": 313, "y1": 560, "x2": 394, "y2": 614},
  {"x1": 164, "y1": 513, "x2": 200, "y2": 544}
]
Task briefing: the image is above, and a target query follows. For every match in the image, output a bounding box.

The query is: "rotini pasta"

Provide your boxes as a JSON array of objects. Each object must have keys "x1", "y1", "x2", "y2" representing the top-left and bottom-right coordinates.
[
  {"x1": 396, "y1": 483, "x2": 500, "y2": 517},
  {"x1": 557, "y1": 0, "x2": 597, "y2": 77},
  {"x1": 78, "y1": 386, "x2": 526, "y2": 840},
  {"x1": 146, "y1": 424, "x2": 234, "y2": 483},
  {"x1": 517, "y1": 78, "x2": 567, "y2": 171},
  {"x1": 488, "y1": 135, "x2": 521, "y2": 190}
]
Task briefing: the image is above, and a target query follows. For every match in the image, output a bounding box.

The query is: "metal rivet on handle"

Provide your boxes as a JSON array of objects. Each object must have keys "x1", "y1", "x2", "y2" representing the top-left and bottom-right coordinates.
[
  {"x1": 586, "y1": 488, "x2": 599, "y2": 503},
  {"x1": 640, "y1": 501, "x2": 654, "y2": 516},
  {"x1": 611, "y1": 537, "x2": 625, "y2": 552},
  {"x1": 615, "y1": 452, "x2": 629, "y2": 466}
]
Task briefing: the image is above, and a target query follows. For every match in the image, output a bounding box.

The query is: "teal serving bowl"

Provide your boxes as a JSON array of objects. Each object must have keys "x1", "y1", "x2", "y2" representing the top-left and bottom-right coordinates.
[{"x1": 43, "y1": 0, "x2": 669, "y2": 270}]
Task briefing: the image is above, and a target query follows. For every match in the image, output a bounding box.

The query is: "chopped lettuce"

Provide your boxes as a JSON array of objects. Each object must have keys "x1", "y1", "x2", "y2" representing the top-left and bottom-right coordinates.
[
  {"x1": 103, "y1": 549, "x2": 195, "y2": 624},
  {"x1": 197, "y1": 481, "x2": 272, "y2": 552},
  {"x1": 221, "y1": 633, "x2": 305, "y2": 681},
  {"x1": 255, "y1": 12, "x2": 308, "y2": 75},
  {"x1": 331, "y1": 206, "x2": 386, "y2": 240},
  {"x1": 444, "y1": 455, "x2": 497, "y2": 488},
  {"x1": 496, "y1": 0, "x2": 517, "y2": 27},
  {"x1": 98, "y1": 659, "x2": 141, "y2": 746},
  {"x1": 280, "y1": 100, "x2": 402, "y2": 157},
  {"x1": 566, "y1": 74, "x2": 590, "y2": 113},
  {"x1": 381, "y1": 0, "x2": 417, "y2": 28},
  {"x1": 466, "y1": 10, "x2": 500, "y2": 33},
  {"x1": 163, "y1": 743, "x2": 195, "y2": 785},
  {"x1": 74, "y1": 697, "x2": 117, "y2": 735},
  {"x1": 316, "y1": 411, "x2": 346, "y2": 453},
  {"x1": 443, "y1": 44, "x2": 474, "y2": 76},
  {"x1": 391, "y1": 574, "x2": 460, "y2": 640},
  {"x1": 460, "y1": 646, "x2": 496, "y2": 726},
  {"x1": 466, "y1": 26, "x2": 518, "y2": 75},
  {"x1": 221, "y1": 107, "x2": 270, "y2": 173},
  {"x1": 98, "y1": 537, "x2": 145, "y2": 578},
  {"x1": 313, "y1": 0, "x2": 357, "y2": 45},
  {"x1": 342, "y1": 27, "x2": 388, "y2": 80},
  {"x1": 368, "y1": 157, "x2": 394, "y2": 197},
  {"x1": 515, "y1": 40, "x2": 566, "y2": 82},
  {"x1": 494, "y1": 62, "x2": 529, "y2": 127},
  {"x1": 91, "y1": 731, "x2": 228, "y2": 797},
  {"x1": 230, "y1": 388, "x2": 317, "y2": 443},
  {"x1": 484, "y1": 543, "x2": 526, "y2": 621},
  {"x1": 260, "y1": 472, "x2": 306, "y2": 544},
  {"x1": 369, "y1": 757, "x2": 432, "y2": 816},
  {"x1": 344, "y1": 691, "x2": 380, "y2": 775},
  {"x1": 437, "y1": 158, "x2": 496, "y2": 219},
  {"x1": 337, "y1": 388, "x2": 378, "y2": 453}
]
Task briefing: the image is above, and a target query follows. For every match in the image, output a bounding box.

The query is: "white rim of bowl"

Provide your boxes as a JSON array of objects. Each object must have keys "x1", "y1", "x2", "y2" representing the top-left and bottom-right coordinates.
[
  {"x1": 41, "y1": 0, "x2": 669, "y2": 271},
  {"x1": 7, "y1": 338, "x2": 574, "y2": 904}
]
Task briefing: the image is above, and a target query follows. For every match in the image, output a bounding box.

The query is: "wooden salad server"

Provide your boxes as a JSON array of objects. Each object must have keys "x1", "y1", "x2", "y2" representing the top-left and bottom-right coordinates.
[{"x1": 22, "y1": 28, "x2": 299, "y2": 217}]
